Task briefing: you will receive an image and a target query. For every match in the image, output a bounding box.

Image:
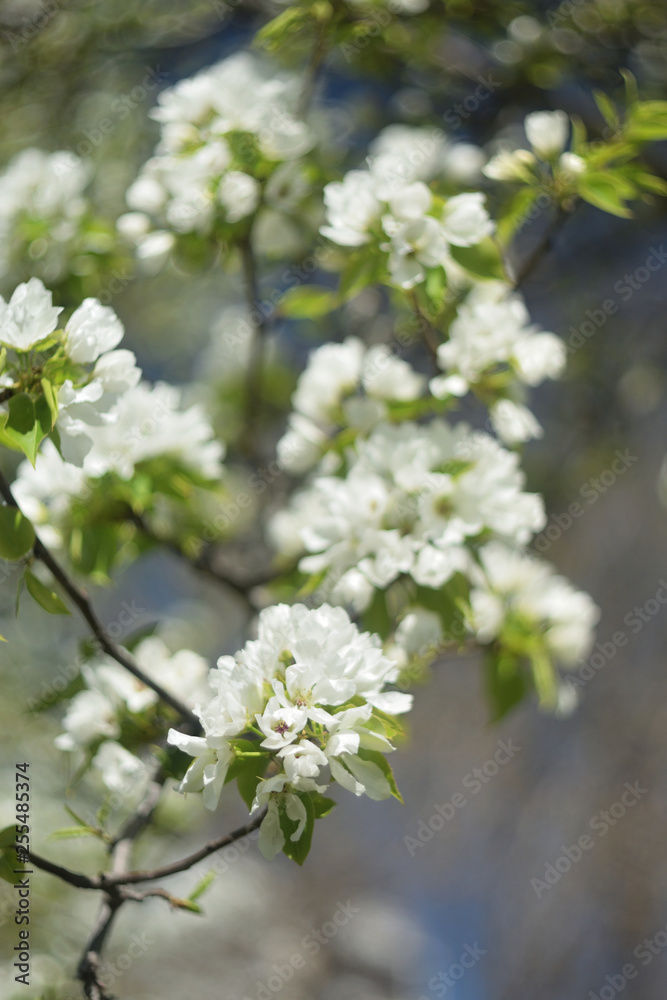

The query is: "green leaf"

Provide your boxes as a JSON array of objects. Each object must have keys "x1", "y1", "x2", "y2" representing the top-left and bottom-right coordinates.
[
  {"x1": 310, "y1": 793, "x2": 337, "y2": 820},
  {"x1": 226, "y1": 739, "x2": 270, "y2": 810},
  {"x1": 423, "y1": 266, "x2": 448, "y2": 313},
  {"x1": 50, "y1": 826, "x2": 99, "y2": 840},
  {"x1": 356, "y1": 748, "x2": 403, "y2": 803},
  {"x1": 629, "y1": 171, "x2": 667, "y2": 196},
  {"x1": 484, "y1": 647, "x2": 527, "y2": 721},
  {"x1": 496, "y1": 187, "x2": 540, "y2": 244},
  {"x1": 415, "y1": 573, "x2": 469, "y2": 639},
  {"x1": 362, "y1": 589, "x2": 392, "y2": 640},
  {"x1": 626, "y1": 101, "x2": 667, "y2": 140},
  {"x1": 280, "y1": 285, "x2": 338, "y2": 319},
  {"x1": 173, "y1": 898, "x2": 203, "y2": 914},
  {"x1": 449, "y1": 238, "x2": 505, "y2": 280},
  {"x1": 40, "y1": 378, "x2": 59, "y2": 429},
  {"x1": 0, "y1": 504, "x2": 35, "y2": 560},
  {"x1": 593, "y1": 90, "x2": 619, "y2": 129},
  {"x1": 620, "y1": 69, "x2": 639, "y2": 109},
  {"x1": 1, "y1": 392, "x2": 51, "y2": 465},
  {"x1": 256, "y1": 6, "x2": 308, "y2": 50},
  {"x1": 280, "y1": 792, "x2": 315, "y2": 866},
  {"x1": 0, "y1": 825, "x2": 17, "y2": 849},
  {"x1": 24, "y1": 570, "x2": 70, "y2": 615},
  {"x1": 188, "y1": 870, "x2": 217, "y2": 903},
  {"x1": 0, "y1": 851, "x2": 24, "y2": 884},
  {"x1": 338, "y1": 253, "x2": 381, "y2": 302},
  {"x1": 577, "y1": 173, "x2": 634, "y2": 218}
]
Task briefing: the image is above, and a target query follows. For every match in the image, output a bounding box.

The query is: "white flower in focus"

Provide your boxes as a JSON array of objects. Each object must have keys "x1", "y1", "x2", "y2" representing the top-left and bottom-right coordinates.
[
  {"x1": 257, "y1": 697, "x2": 308, "y2": 750},
  {"x1": 167, "y1": 729, "x2": 233, "y2": 810},
  {"x1": 0, "y1": 278, "x2": 62, "y2": 351},
  {"x1": 64, "y1": 299, "x2": 124, "y2": 364}
]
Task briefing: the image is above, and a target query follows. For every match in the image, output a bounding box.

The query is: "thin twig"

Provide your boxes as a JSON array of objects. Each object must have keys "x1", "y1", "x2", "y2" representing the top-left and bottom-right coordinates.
[
  {"x1": 512, "y1": 205, "x2": 568, "y2": 291},
  {"x1": 240, "y1": 232, "x2": 268, "y2": 453},
  {"x1": 0, "y1": 467, "x2": 197, "y2": 727},
  {"x1": 297, "y1": 22, "x2": 328, "y2": 119},
  {"x1": 102, "y1": 809, "x2": 267, "y2": 886},
  {"x1": 27, "y1": 850, "x2": 100, "y2": 889},
  {"x1": 409, "y1": 292, "x2": 439, "y2": 364},
  {"x1": 28, "y1": 809, "x2": 267, "y2": 891},
  {"x1": 127, "y1": 510, "x2": 264, "y2": 609}
]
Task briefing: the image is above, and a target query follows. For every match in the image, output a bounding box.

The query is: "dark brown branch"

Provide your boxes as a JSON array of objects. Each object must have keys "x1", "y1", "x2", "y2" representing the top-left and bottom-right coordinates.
[
  {"x1": 127, "y1": 510, "x2": 262, "y2": 608},
  {"x1": 512, "y1": 205, "x2": 568, "y2": 291},
  {"x1": 102, "y1": 809, "x2": 267, "y2": 886},
  {"x1": 27, "y1": 849, "x2": 101, "y2": 889},
  {"x1": 28, "y1": 809, "x2": 267, "y2": 890},
  {"x1": 0, "y1": 467, "x2": 197, "y2": 727}
]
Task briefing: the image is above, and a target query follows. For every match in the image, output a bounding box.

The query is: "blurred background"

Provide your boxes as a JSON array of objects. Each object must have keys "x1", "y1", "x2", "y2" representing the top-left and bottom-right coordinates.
[{"x1": 1, "y1": 1, "x2": 667, "y2": 998}]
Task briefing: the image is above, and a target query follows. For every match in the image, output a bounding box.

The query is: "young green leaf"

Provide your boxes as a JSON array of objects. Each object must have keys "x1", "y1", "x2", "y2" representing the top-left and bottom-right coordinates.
[
  {"x1": 280, "y1": 792, "x2": 315, "y2": 866},
  {"x1": 0, "y1": 505, "x2": 35, "y2": 561},
  {"x1": 356, "y1": 748, "x2": 403, "y2": 803},
  {"x1": 1, "y1": 392, "x2": 52, "y2": 465},
  {"x1": 280, "y1": 285, "x2": 338, "y2": 319},
  {"x1": 24, "y1": 570, "x2": 71, "y2": 615}
]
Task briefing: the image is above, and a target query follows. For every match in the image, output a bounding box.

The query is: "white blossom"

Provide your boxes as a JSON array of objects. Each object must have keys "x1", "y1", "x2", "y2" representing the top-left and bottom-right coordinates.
[
  {"x1": 524, "y1": 110, "x2": 570, "y2": 160},
  {"x1": 430, "y1": 281, "x2": 565, "y2": 398},
  {"x1": 0, "y1": 278, "x2": 62, "y2": 351},
  {"x1": 271, "y1": 419, "x2": 546, "y2": 608},
  {"x1": 466, "y1": 542, "x2": 599, "y2": 665},
  {"x1": 168, "y1": 603, "x2": 410, "y2": 827}
]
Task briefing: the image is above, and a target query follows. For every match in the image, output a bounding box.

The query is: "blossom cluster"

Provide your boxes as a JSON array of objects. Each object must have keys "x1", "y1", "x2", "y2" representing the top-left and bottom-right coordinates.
[
  {"x1": 56, "y1": 637, "x2": 210, "y2": 795},
  {"x1": 271, "y1": 418, "x2": 546, "y2": 609},
  {"x1": 321, "y1": 124, "x2": 493, "y2": 288},
  {"x1": 277, "y1": 336, "x2": 426, "y2": 473},
  {"x1": 0, "y1": 276, "x2": 224, "y2": 550},
  {"x1": 168, "y1": 603, "x2": 411, "y2": 860},
  {"x1": 429, "y1": 280, "x2": 566, "y2": 443},
  {"x1": 483, "y1": 109, "x2": 584, "y2": 183},
  {"x1": 0, "y1": 277, "x2": 141, "y2": 464},
  {"x1": 119, "y1": 52, "x2": 314, "y2": 264},
  {"x1": 0, "y1": 149, "x2": 93, "y2": 288}
]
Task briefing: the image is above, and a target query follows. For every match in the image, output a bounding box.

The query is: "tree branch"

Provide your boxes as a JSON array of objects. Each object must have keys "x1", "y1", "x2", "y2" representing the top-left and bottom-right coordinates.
[
  {"x1": 409, "y1": 292, "x2": 439, "y2": 364},
  {"x1": 240, "y1": 231, "x2": 268, "y2": 454},
  {"x1": 102, "y1": 808, "x2": 267, "y2": 886},
  {"x1": 126, "y1": 510, "x2": 263, "y2": 609},
  {"x1": 27, "y1": 850, "x2": 101, "y2": 889},
  {"x1": 512, "y1": 204, "x2": 568, "y2": 291},
  {"x1": 0, "y1": 467, "x2": 198, "y2": 727}
]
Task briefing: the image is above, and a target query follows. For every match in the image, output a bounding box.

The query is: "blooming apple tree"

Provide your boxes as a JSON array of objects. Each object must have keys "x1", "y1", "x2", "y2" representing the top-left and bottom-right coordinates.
[{"x1": 1, "y1": 4, "x2": 666, "y2": 998}]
